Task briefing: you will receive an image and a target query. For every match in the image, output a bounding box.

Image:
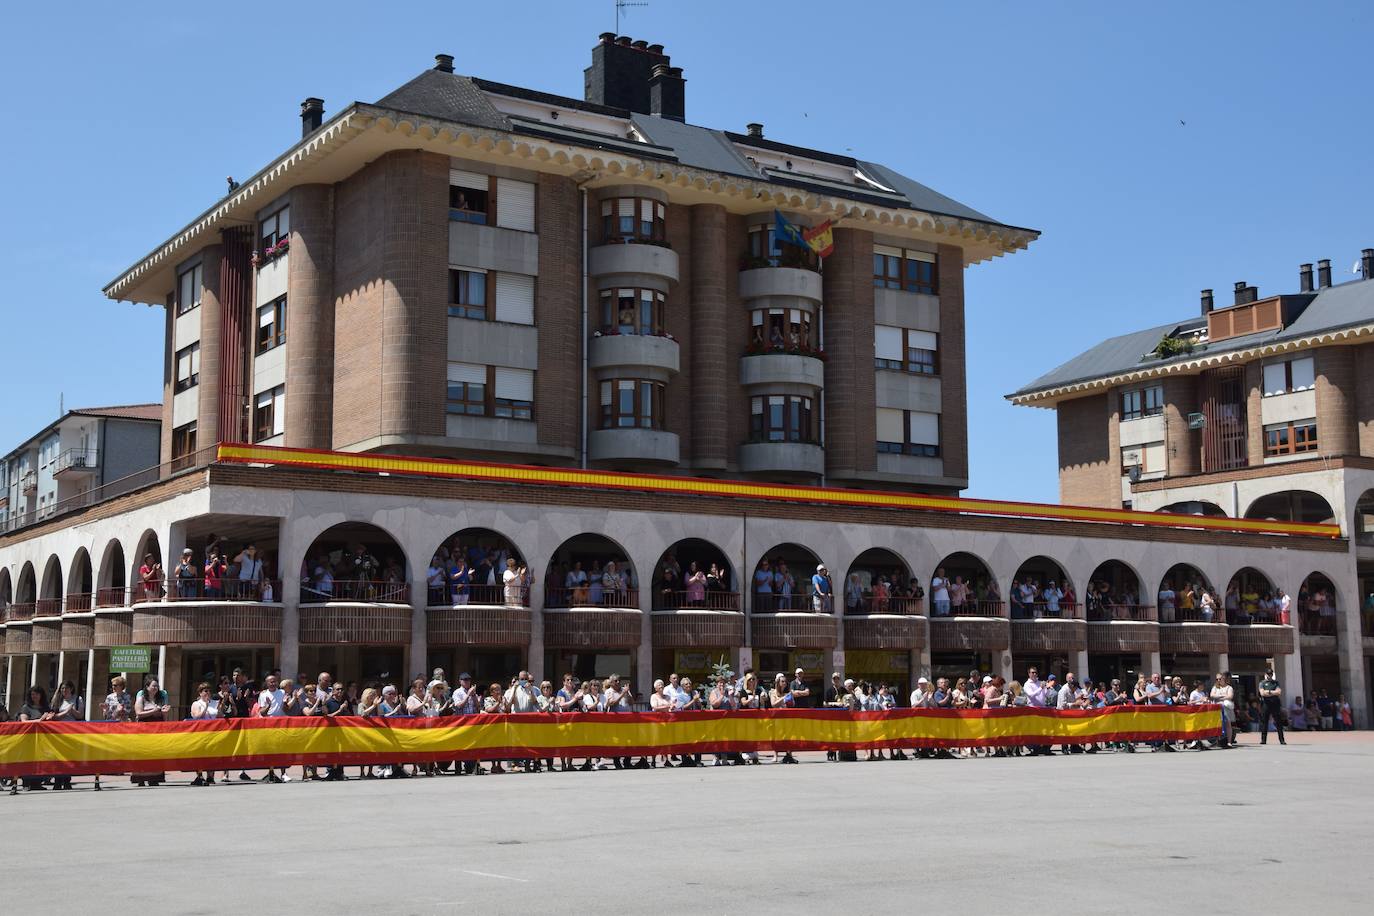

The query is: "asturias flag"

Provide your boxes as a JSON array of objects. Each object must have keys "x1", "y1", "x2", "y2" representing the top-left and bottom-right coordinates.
[{"x1": 774, "y1": 210, "x2": 809, "y2": 249}]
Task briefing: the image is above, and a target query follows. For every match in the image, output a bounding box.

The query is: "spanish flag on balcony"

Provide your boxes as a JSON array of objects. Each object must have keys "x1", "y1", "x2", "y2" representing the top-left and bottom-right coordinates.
[
  {"x1": 775, "y1": 210, "x2": 835, "y2": 259},
  {"x1": 803, "y1": 219, "x2": 835, "y2": 258}
]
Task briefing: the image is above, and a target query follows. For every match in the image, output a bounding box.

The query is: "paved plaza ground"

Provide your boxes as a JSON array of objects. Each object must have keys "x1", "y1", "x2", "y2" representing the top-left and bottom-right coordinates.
[{"x1": 4, "y1": 732, "x2": 1370, "y2": 914}]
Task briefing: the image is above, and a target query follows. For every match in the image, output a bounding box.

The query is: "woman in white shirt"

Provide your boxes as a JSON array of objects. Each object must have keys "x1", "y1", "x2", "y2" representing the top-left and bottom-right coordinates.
[
  {"x1": 189, "y1": 682, "x2": 219, "y2": 786},
  {"x1": 1209, "y1": 673, "x2": 1235, "y2": 747},
  {"x1": 503, "y1": 558, "x2": 528, "y2": 606}
]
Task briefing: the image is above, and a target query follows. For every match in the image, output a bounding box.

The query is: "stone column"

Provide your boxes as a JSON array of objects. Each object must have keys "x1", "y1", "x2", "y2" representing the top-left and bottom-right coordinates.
[
  {"x1": 1278, "y1": 652, "x2": 1304, "y2": 711},
  {"x1": 1315, "y1": 346, "x2": 1357, "y2": 457},
  {"x1": 637, "y1": 605, "x2": 653, "y2": 699},
  {"x1": 936, "y1": 243, "x2": 969, "y2": 485},
  {"x1": 528, "y1": 574, "x2": 545, "y2": 685},
  {"x1": 408, "y1": 569, "x2": 427, "y2": 684},
  {"x1": 280, "y1": 599, "x2": 300, "y2": 687},
  {"x1": 821, "y1": 227, "x2": 876, "y2": 480},
  {"x1": 85, "y1": 649, "x2": 103, "y2": 721},
  {"x1": 1144, "y1": 651, "x2": 1163, "y2": 677},
  {"x1": 1208, "y1": 652, "x2": 1229, "y2": 678},
  {"x1": 1073, "y1": 649, "x2": 1090, "y2": 680},
  {"x1": 197, "y1": 243, "x2": 225, "y2": 453},
  {"x1": 285, "y1": 184, "x2": 336, "y2": 449},
  {"x1": 689, "y1": 204, "x2": 728, "y2": 469}
]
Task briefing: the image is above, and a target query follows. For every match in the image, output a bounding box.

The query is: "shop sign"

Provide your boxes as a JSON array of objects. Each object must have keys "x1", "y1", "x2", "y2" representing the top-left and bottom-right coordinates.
[{"x1": 109, "y1": 646, "x2": 152, "y2": 673}]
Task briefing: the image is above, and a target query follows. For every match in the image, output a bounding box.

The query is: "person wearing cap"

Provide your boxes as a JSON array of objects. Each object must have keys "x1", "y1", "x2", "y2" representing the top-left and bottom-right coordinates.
[
  {"x1": 910, "y1": 676, "x2": 933, "y2": 708},
  {"x1": 174, "y1": 548, "x2": 200, "y2": 599},
  {"x1": 811, "y1": 564, "x2": 833, "y2": 614},
  {"x1": 789, "y1": 667, "x2": 812, "y2": 710}
]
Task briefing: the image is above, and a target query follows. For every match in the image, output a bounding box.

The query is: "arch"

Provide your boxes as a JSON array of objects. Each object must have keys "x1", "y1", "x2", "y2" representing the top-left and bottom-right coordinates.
[
  {"x1": 300, "y1": 521, "x2": 409, "y2": 603},
  {"x1": 545, "y1": 532, "x2": 637, "y2": 609},
  {"x1": 1224, "y1": 566, "x2": 1277, "y2": 625},
  {"x1": 1011, "y1": 555, "x2": 1075, "y2": 619},
  {"x1": 424, "y1": 526, "x2": 530, "y2": 607},
  {"x1": 0, "y1": 567, "x2": 11, "y2": 607},
  {"x1": 1296, "y1": 570, "x2": 1340, "y2": 636},
  {"x1": 66, "y1": 547, "x2": 93, "y2": 611},
  {"x1": 39, "y1": 555, "x2": 63, "y2": 611},
  {"x1": 16, "y1": 561, "x2": 36, "y2": 604},
  {"x1": 97, "y1": 539, "x2": 127, "y2": 593},
  {"x1": 651, "y1": 537, "x2": 738, "y2": 611},
  {"x1": 1158, "y1": 500, "x2": 1227, "y2": 517},
  {"x1": 1243, "y1": 490, "x2": 1336, "y2": 525},
  {"x1": 1085, "y1": 559, "x2": 1145, "y2": 621},
  {"x1": 930, "y1": 551, "x2": 998, "y2": 617},
  {"x1": 1157, "y1": 563, "x2": 1215, "y2": 622},
  {"x1": 752, "y1": 542, "x2": 827, "y2": 614},
  {"x1": 844, "y1": 547, "x2": 917, "y2": 615},
  {"x1": 131, "y1": 529, "x2": 163, "y2": 600},
  {"x1": 1355, "y1": 489, "x2": 1374, "y2": 544}
]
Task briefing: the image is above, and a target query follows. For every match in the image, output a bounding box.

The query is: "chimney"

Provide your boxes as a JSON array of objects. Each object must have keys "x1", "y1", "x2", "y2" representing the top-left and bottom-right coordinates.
[
  {"x1": 300, "y1": 98, "x2": 324, "y2": 137},
  {"x1": 1200, "y1": 289, "x2": 1213, "y2": 315},
  {"x1": 648, "y1": 64, "x2": 686, "y2": 121},
  {"x1": 434, "y1": 53, "x2": 454, "y2": 73},
  {"x1": 746, "y1": 122, "x2": 764, "y2": 139},
  {"x1": 585, "y1": 34, "x2": 680, "y2": 116},
  {"x1": 1317, "y1": 259, "x2": 1332, "y2": 289},
  {"x1": 1299, "y1": 263, "x2": 1314, "y2": 292},
  {"x1": 1233, "y1": 281, "x2": 1258, "y2": 305},
  {"x1": 1362, "y1": 248, "x2": 1374, "y2": 280}
]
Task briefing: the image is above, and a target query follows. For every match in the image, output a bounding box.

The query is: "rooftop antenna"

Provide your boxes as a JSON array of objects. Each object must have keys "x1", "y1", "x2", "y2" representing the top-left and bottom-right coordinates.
[
  {"x1": 615, "y1": 0, "x2": 648, "y2": 32},
  {"x1": 59, "y1": 392, "x2": 64, "y2": 415}
]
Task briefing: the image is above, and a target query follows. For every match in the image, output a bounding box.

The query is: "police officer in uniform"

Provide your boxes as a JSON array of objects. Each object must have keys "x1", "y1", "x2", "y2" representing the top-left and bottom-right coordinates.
[{"x1": 1258, "y1": 668, "x2": 1286, "y2": 746}]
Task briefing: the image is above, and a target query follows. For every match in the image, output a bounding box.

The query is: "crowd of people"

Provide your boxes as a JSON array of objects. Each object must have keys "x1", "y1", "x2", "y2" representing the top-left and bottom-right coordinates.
[
  {"x1": 1, "y1": 656, "x2": 1287, "y2": 792},
  {"x1": 139, "y1": 536, "x2": 276, "y2": 602}
]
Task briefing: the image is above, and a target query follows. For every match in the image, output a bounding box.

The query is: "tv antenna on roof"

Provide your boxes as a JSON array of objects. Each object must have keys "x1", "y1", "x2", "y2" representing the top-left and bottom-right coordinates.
[{"x1": 616, "y1": 0, "x2": 648, "y2": 32}]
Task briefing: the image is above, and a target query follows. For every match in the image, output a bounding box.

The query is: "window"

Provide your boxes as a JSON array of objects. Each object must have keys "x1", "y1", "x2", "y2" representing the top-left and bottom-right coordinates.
[
  {"x1": 874, "y1": 325, "x2": 938, "y2": 374},
  {"x1": 259, "y1": 207, "x2": 289, "y2": 250},
  {"x1": 176, "y1": 263, "x2": 202, "y2": 316},
  {"x1": 493, "y1": 367, "x2": 534, "y2": 419},
  {"x1": 174, "y1": 343, "x2": 200, "y2": 393},
  {"x1": 1264, "y1": 420, "x2": 1318, "y2": 457},
  {"x1": 1262, "y1": 356, "x2": 1315, "y2": 396},
  {"x1": 600, "y1": 379, "x2": 665, "y2": 429},
  {"x1": 749, "y1": 308, "x2": 814, "y2": 352},
  {"x1": 750, "y1": 395, "x2": 817, "y2": 443},
  {"x1": 601, "y1": 197, "x2": 665, "y2": 243},
  {"x1": 446, "y1": 363, "x2": 486, "y2": 416},
  {"x1": 1121, "y1": 385, "x2": 1164, "y2": 421},
  {"x1": 253, "y1": 385, "x2": 286, "y2": 442},
  {"x1": 600, "y1": 288, "x2": 665, "y2": 336},
  {"x1": 171, "y1": 422, "x2": 197, "y2": 471},
  {"x1": 876, "y1": 408, "x2": 940, "y2": 457},
  {"x1": 494, "y1": 178, "x2": 535, "y2": 232},
  {"x1": 746, "y1": 225, "x2": 817, "y2": 270},
  {"x1": 446, "y1": 364, "x2": 535, "y2": 420},
  {"x1": 449, "y1": 169, "x2": 490, "y2": 224},
  {"x1": 448, "y1": 269, "x2": 488, "y2": 320},
  {"x1": 1120, "y1": 441, "x2": 1166, "y2": 475},
  {"x1": 494, "y1": 273, "x2": 535, "y2": 324},
  {"x1": 872, "y1": 245, "x2": 938, "y2": 295},
  {"x1": 257, "y1": 296, "x2": 287, "y2": 353}
]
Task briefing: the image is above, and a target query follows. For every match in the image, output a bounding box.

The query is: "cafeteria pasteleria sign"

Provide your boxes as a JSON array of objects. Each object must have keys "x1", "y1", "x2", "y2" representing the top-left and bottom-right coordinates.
[{"x1": 109, "y1": 646, "x2": 153, "y2": 673}]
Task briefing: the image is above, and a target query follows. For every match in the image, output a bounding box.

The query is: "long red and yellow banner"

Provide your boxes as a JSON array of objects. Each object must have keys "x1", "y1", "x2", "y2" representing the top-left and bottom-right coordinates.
[
  {"x1": 215, "y1": 443, "x2": 1339, "y2": 538},
  {"x1": 0, "y1": 708, "x2": 1220, "y2": 777}
]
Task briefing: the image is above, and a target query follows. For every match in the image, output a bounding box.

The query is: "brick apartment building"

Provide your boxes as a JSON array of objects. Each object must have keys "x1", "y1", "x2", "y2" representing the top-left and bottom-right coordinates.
[
  {"x1": 1011, "y1": 254, "x2": 1374, "y2": 716},
  {"x1": 0, "y1": 36, "x2": 1353, "y2": 723}
]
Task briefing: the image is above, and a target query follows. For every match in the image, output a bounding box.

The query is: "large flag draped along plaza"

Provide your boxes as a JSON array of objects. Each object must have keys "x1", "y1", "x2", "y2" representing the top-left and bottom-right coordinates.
[{"x1": 0, "y1": 707, "x2": 1221, "y2": 777}]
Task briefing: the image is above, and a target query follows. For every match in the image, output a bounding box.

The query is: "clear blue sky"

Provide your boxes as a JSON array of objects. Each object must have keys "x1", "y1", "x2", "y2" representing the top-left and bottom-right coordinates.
[{"x1": 2, "y1": 0, "x2": 1369, "y2": 502}]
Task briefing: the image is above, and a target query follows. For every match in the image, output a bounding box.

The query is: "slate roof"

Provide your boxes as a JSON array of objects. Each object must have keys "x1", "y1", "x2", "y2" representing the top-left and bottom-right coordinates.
[
  {"x1": 1011, "y1": 276, "x2": 1374, "y2": 400},
  {"x1": 377, "y1": 69, "x2": 1024, "y2": 233}
]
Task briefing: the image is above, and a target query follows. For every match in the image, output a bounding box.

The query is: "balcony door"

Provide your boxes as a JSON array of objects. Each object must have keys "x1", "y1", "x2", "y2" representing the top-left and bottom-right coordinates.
[{"x1": 1200, "y1": 367, "x2": 1247, "y2": 472}]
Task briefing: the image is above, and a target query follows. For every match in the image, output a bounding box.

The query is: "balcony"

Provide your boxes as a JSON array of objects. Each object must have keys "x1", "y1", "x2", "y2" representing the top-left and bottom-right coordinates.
[
  {"x1": 4, "y1": 625, "x2": 32, "y2": 655},
  {"x1": 31, "y1": 620, "x2": 62, "y2": 652},
  {"x1": 1011, "y1": 618, "x2": 1087, "y2": 654},
  {"x1": 19, "y1": 471, "x2": 36, "y2": 493},
  {"x1": 427, "y1": 605, "x2": 532, "y2": 648},
  {"x1": 1227, "y1": 623, "x2": 1296, "y2": 656},
  {"x1": 750, "y1": 612, "x2": 838, "y2": 649},
  {"x1": 1086, "y1": 604, "x2": 1159, "y2": 654},
  {"x1": 588, "y1": 428, "x2": 680, "y2": 466},
  {"x1": 298, "y1": 605, "x2": 412, "y2": 646},
  {"x1": 53, "y1": 448, "x2": 99, "y2": 478},
  {"x1": 738, "y1": 267, "x2": 823, "y2": 303},
  {"x1": 651, "y1": 598, "x2": 746, "y2": 648},
  {"x1": 738, "y1": 441, "x2": 824, "y2": 478},
  {"x1": 5, "y1": 602, "x2": 36, "y2": 623},
  {"x1": 61, "y1": 617, "x2": 95, "y2": 652},
  {"x1": 929, "y1": 601, "x2": 1010, "y2": 652},
  {"x1": 845, "y1": 613, "x2": 926, "y2": 651},
  {"x1": 589, "y1": 332, "x2": 680, "y2": 375},
  {"x1": 739, "y1": 351, "x2": 824, "y2": 389},
  {"x1": 588, "y1": 241, "x2": 679, "y2": 284},
  {"x1": 542, "y1": 607, "x2": 643, "y2": 649},
  {"x1": 34, "y1": 598, "x2": 62, "y2": 619},
  {"x1": 130, "y1": 581, "x2": 287, "y2": 645}
]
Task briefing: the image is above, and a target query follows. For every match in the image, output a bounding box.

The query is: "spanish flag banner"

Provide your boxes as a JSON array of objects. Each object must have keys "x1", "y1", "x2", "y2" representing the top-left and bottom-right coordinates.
[
  {"x1": 803, "y1": 219, "x2": 834, "y2": 258},
  {"x1": 0, "y1": 708, "x2": 1220, "y2": 777}
]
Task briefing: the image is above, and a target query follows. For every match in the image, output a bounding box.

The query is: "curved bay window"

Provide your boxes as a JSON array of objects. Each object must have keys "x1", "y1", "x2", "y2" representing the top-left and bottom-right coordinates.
[
  {"x1": 601, "y1": 196, "x2": 666, "y2": 243},
  {"x1": 748, "y1": 308, "x2": 815, "y2": 354},
  {"x1": 599, "y1": 287, "x2": 665, "y2": 336},
  {"x1": 600, "y1": 379, "x2": 666, "y2": 429},
  {"x1": 745, "y1": 225, "x2": 817, "y2": 271},
  {"x1": 750, "y1": 395, "x2": 818, "y2": 443}
]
